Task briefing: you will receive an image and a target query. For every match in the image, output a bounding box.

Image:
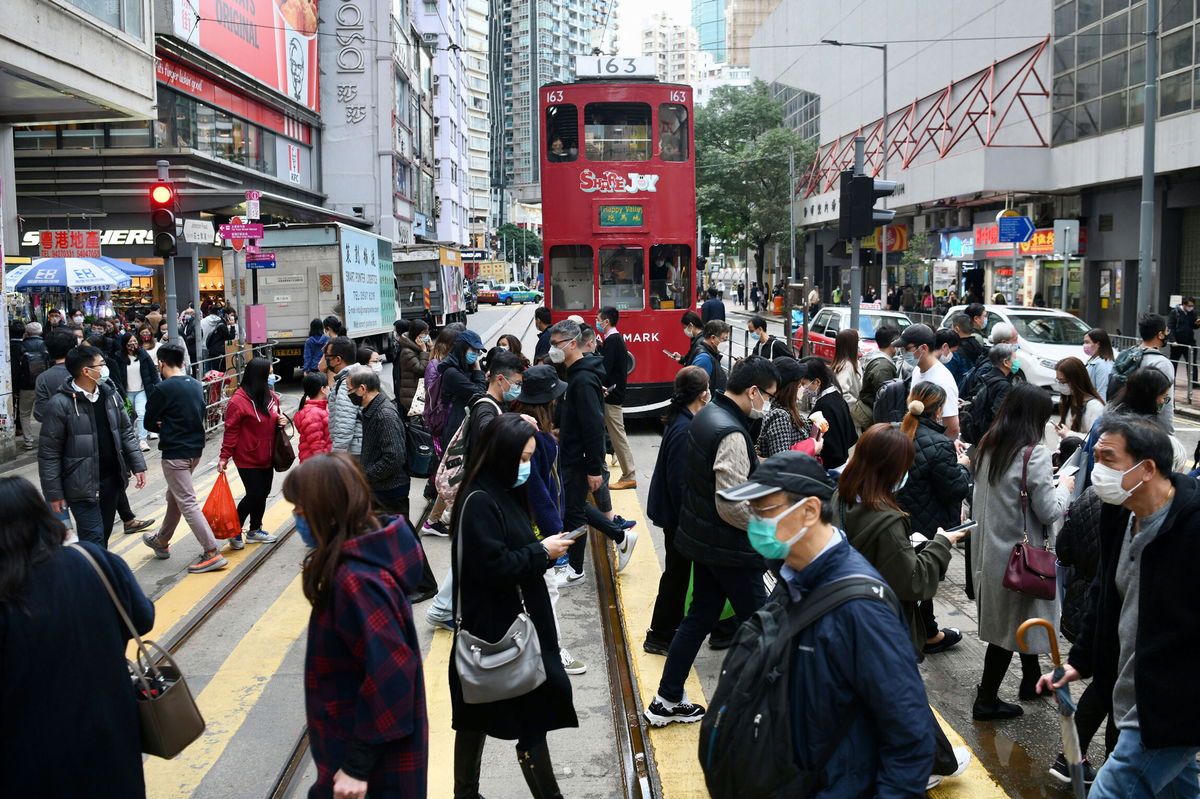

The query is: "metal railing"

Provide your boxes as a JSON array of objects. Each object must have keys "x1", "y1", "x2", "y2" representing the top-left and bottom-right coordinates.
[{"x1": 199, "y1": 343, "x2": 275, "y2": 434}]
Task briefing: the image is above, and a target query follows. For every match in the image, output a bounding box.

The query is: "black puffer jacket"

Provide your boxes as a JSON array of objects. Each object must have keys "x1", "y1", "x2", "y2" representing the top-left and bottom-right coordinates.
[
  {"x1": 897, "y1": 416, "x2": 972, "y2": 536},
  {"x1": 37, "y1": 381, "x2": 146, "y2": 502},
  {"x1": 1056, "y1": 486, "x2": 1102, "y2": 643}
]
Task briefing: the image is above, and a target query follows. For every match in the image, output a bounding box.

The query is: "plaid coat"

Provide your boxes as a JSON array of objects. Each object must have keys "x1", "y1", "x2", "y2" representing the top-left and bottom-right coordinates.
[{"x1": 304, "y1": 517, "x2": 428, "y2": 798}]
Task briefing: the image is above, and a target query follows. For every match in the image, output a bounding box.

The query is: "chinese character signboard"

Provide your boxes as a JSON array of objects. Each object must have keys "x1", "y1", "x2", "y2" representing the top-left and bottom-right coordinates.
[
  {"x1": 598, "y1": 205, "x2": 645, "y2": 227},
  {"x1": 38, "y1": 230, "x2": 103, "y2": 259},
  {"x1": 972, "y1": 223, "x2": 1089, "y2": 259},
  {"x1": 339, "y1": 228, "x2": 388, "y2": 336}
]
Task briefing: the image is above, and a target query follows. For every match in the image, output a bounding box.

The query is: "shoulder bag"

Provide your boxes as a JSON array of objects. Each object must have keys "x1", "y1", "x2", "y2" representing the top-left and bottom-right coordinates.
[
  {"x1": 1001, "y1": 446, "x2": 1058, "y2": 600},
  {"x1": 271, "y1": 397, "x2": 296, "y2": 472},
  {"x1": 69, "y1": 543, "x2": 205, "y2": 759},
  {"x1": 452, "y1": 490, "x2": 547, "y2": 704}
]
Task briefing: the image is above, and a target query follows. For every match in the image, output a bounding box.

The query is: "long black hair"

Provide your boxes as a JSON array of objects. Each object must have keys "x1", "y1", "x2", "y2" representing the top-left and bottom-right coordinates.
[
  {"x1": 0, "y1": 476, "x2": 68, "y2": 609},
  {"x1": 240, "y1": 357, "x2": 272, "y2": 414},
  {"x1": 118, "y1": 330, "x2": 143, "y2": 366},
  {"x1": 298, "y1": 371, "x2": 326, "y2": 412},
  {"x1": 1112, "y1": 366, "x2": 1172, "y2": 416},
  {"x1": 449, "y1": 413, "x2": 536, "y2": 537},
  {"x1": 308, "y1": 318, "x2": 324, "y2": 338},
  {"x1": 976, "y1": 382, "x2": 1055, "y2": 484}
]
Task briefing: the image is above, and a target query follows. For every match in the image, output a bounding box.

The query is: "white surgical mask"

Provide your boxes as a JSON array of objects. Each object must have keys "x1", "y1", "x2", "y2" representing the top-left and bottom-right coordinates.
[
  {"x1": 1090, "y1": 460, "x2": 1147, "y2": 506},
  {"x1": 748, "y1": 389, "x2": 767, "y2": 420},
  {"x1": 1052, "y1": 380, "x2": 1070, "y2": 395},
  {"x1": 938, "y1": 352, "x2": 954, "y2": 365},
  {"x1": 370, "y1": 361, "x2": 383, "y2": 374},
  {"x1": 547, "y1": 345, "x2": 565, "y2": 364}
]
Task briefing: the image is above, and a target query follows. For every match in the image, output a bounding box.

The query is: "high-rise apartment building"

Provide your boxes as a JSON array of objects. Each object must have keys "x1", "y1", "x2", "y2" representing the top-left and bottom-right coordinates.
[
  {"x1": 724, "y1": 0, "x2": 783, "y2": 67},
  {"x1": 691, "y1": 0, "x2": 726, "y2": 63},
  {"x1": 417, "y1": 0, "x2": 470, "y2": 245},
  {"x1": 465, "y1": 0, "x2": 491, "y2": 247},
  {"x1": 490, "y1": 0, "x2": 616, "y2": 212},
  {"x1": 640, "y1": 13, "x2": 709, "y2": 84}
]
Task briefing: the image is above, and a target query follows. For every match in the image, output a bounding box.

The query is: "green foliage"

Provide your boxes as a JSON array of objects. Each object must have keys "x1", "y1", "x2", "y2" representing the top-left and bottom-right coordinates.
[
  {"x1": 696, "y1": 80, "x2": 814, "y2": 285},
  {"x1": 901, "y1": 231, "x2": 931, "y2": 266},
  {"x1": 496, "y1": 223, "x2": 542, "y2": 261}
]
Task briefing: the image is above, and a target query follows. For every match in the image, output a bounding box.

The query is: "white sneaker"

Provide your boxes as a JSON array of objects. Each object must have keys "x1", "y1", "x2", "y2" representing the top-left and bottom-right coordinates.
[
  {"x1": 245, "y1": 530, "x2": 277, "y2": 543},
  {"x1": 560, "y1": 648, "x2": 586, "y2": 675},
  {"x1": 616, "y1": 529, "x2": 638, "y2": 572},
  {"x1": 226, "y1": 535, "x2": 245, "y2": 550},
  {"x1": 928, "y1": 745, "x2": 972, "y2": 789},
  {"x1": 555, "y1": 566, "x2": 586, "y2": 588}
]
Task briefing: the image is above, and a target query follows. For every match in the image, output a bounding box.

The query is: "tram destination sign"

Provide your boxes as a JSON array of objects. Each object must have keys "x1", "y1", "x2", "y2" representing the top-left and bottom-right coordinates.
[{"x1": 599, "y1": 205, "x2": 644, "y2": 227}]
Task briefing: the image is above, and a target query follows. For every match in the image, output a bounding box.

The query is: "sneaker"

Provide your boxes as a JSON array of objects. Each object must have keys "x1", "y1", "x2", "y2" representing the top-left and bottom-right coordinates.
[
  {"x1": 123, "y1": 518, "x2": 155, "y2": 534},
  {"x1": 147, "y1": 432, "x2": 159, "y2": 440},
  {"x1": 931, "y1": 746, "x2": 972, "y2": 784},
  {"x1": 21, "y1": 442, "x2": 35, "y2": 451},
  {"x1": 1049, "y1": 753, "x2": 1098, "y2": 785},
  {"x1": 188, "y1": 552, "x2": 229, "y2": 573},
  {"x1": 616, "y1": 529, "x2": 638, "y2": 572},
  {"x1": 555, "y1": 566, "x2": 587, "y2": 588},
  {"x1": 644, "y1": 697, "x2": 705, "y2": 727},
  {"x1": 138, "y1": 440, "x2": 150, "y2": 452},
  {"x1": 245, "y1": 530, "x2": 277, "y2": 543},
  {"x1": 426, "y1": 613, "x2": 455, "y2": 632},
  {"x1": 613, "y1": 515, "x2": 637, "y2": 531},
  {"x1": 560, "y1": 649, "x2": 586, "y2": 675},
  {"x1": 226, "y1": 535, "x2": 245, "y2": 550},
  {"x1": 422, "y1": 520, "x2": 450, "y2": 537},
  {"x1": 142, "y1": 532, "x2": 170, "y2": 559}
]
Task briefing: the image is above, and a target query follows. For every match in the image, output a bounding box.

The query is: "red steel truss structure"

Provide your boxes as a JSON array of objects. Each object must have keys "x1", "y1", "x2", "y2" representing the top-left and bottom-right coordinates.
[{"x1": 800, "y1": 37, "x2": 1051, "y2": 198}]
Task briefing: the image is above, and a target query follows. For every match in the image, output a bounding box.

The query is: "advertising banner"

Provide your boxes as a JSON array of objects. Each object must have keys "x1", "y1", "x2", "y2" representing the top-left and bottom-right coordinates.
[
  {"x1": 38, "y1": 230, "x2": 103, "y2": 258},
  {"x1": 174, "y1": 0, "x2": 320, "y2": 112},
  {"x1": 339, "y1": 228, "x2": 389, "y2": 336}
]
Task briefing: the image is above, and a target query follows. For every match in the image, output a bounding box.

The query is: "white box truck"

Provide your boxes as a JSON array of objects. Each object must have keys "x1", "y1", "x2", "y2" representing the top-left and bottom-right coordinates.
[{"x1": 392, "y1": 244, "x2": 469, "y2": 327}]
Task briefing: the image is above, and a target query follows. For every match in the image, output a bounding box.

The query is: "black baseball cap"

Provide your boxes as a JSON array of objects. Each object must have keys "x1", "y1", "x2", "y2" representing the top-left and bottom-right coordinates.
[
  {"x1": 717, "y1": 451, "x2": 836, "y2": 502},
  {"x1": 899, "y1": 324, "x2": 936, "y2": 349},
  {"x1": 772, "y1": 357, "x2": 807, "y2": 385},
  {"x1": 515, "y1": 365, "x2": 567, "y2": 404}
]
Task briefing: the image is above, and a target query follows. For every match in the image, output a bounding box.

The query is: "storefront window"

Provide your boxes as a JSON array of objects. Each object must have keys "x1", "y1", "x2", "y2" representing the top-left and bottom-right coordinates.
[
  {"x1": 60, "y1": 123, "x2": 104, "y2": 149},
  {"x1": 108, "y1": 120, "x2": 151, "y2": 148},
  {"x1": 599, "y1": 246, "x2": 645, "y2": 311},
  {"x1": 549, "y1": 245, "x2": 594, "y2": 311},
  {"x1": 649, "y1": 244, "x2": 690, "y2": 309}
]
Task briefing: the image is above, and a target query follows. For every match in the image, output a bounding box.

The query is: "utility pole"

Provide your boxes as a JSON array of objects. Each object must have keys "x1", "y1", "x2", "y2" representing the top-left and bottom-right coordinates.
[
  {"x1": 879, "y1": 45, "x2": 889, "y2": 302},
  {"x1": 1136, "y1": 0, "x2": 1159, "y2": 314},
  {"x1": 785, "y1": 147, "x2": 797, "y2": 345},
  {"x1": 850, "y1": 136, "x2": 866, "y2": 332},
  {"x1": 157, "y1": 160, "x2": 180, "y2": 345}
]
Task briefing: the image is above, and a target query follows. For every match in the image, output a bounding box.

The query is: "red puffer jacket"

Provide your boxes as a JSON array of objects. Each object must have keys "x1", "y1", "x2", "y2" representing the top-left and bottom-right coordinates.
[
  {"x1": 294, "y1": 398, "x2": 331, "y2": 462},
  {"x1": 220, "y1": 388, "x2": 280, "y2": 469}
]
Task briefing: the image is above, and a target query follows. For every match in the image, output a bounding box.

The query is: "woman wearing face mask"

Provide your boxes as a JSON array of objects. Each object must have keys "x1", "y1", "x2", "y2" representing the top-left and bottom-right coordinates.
[
  {"x1": 798, "y1": 356, "x2": 857, "y2": 470},
  {"x1": 971, "y1": 382, "x2": 1073, "y2": 720},
  {"x1": 644, "y1": 366, "x2": 710, "y2": 655},
  {"x1": 137, "y1": 325, "x2": 160, "y2": 363},
  {"x1": 285, "y1": 453, "x2": 428, "y2": 799},
  {"x1": 756, "y1": 357, "x2": 817, "y2": 458},
  {"x1": 497, "y1": 333, "x2": 531, "y2": 369},
  {"x1": 1051, "y1": 357, "x2": 1104, "y2": 442},
  {"x1": 450, "y1": 414, "x2": 577, "y2": 799},
  {"x1": 831, "y1": 329, "x2": 862, "y2": 405},
  {"x1": 897, "y1": 382, "x2": 973, "y2": 655},
  {"x1": 833, "y1": 423, "x2": 973, "y2": 784},
  {"x1": 218, "y1": 357, "x2": 286, "y2": 548},
  {"x1": 295, "y1": 372, "x2": 332, "y2": 464},
  {"x1": 436, "y1": 330, "x2": 488, "y2": 450},
  {"x1": 357, "y1": 345, "x2": 392, "y2": 400},
  {"x1": 113, "y1": 332, "x2": 161, "y2": 451},
  {"x1": 1082, "y1": 327, "x2": 1116, "y2": 401},
  {"x1": 392, "y1": 319, "x2": 430, "y2": 416}
]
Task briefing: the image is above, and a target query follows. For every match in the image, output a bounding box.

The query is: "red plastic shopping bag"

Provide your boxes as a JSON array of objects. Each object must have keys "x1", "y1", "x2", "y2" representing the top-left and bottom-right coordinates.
[{"x1": 203, "y1": 473, "x2": 242, "y2": 540}]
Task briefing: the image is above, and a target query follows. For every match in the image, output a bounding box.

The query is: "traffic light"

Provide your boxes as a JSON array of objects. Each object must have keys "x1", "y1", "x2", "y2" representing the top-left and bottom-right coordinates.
[
  {"x1": 838, "y1": 170, "x2": 898, "y2": 241},
  {"x1": 150, "y1": 181, "x2": 177, "y2": 257}
]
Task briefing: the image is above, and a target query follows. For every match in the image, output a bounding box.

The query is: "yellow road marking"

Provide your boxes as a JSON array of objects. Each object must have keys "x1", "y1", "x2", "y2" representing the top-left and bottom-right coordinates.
[
  {"x1": 110, "y1": 469, "x2": 237, "y2": 559},
  {"x1": 143, "y1": 573, "x2": 310, "y2": 799},
  {"x1": 425, "y1": 628, "x2": 455, "y2": 799},
  {"x1": 929, "y1": 708, "x2": 1009, "y2": 798}
]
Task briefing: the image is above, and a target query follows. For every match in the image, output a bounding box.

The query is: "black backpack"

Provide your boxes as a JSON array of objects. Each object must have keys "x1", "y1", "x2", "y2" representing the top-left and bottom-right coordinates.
[
  {"x1": 699, "y1": 575, "x2": 901, "y2": 799},
  {"x1": 872, "y1": 375, "x2": 911, "y2": 424},
  {"x1": 403, "y1": 415, "x2": 439, "y2": 478}
]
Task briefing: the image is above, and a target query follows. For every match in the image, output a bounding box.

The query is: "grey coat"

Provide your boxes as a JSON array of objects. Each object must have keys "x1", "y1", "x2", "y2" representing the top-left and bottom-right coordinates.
[
  {"x1": 329, "y1": 366, "x2": 363, "y2": 455},
  {"x1": 971, "y1": 444, "x2": 1069, "y2": 653}
]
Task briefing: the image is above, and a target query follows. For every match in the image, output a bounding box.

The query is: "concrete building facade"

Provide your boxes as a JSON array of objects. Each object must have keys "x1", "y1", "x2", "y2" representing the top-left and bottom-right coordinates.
[
  {"x1": 724, "y1": 0, "x2": 782, "y2": 68},
  {"x1": 465, "y1": 0, "x2": 492, "y2": 247},
  {"x1": 641, "y1": 13, "x2": 709, "y2": 85}
]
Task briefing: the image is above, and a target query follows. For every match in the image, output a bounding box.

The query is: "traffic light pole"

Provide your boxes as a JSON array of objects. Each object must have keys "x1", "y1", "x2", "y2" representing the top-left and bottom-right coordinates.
[
  {"x1": 157, "y1": 160, "x2": 180, "y2": 345},
  {"x1": 1136, "y1": 0, "x2": 1158, "y2": 314},
  {"x1": 849, "y1": 136, "x2": 866, "y2": 332}
]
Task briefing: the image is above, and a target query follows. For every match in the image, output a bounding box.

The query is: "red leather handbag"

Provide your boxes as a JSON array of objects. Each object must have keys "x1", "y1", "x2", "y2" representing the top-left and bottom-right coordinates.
[{"x1": 1002, "y1": 446, "x2": 1057, "y2": 600}]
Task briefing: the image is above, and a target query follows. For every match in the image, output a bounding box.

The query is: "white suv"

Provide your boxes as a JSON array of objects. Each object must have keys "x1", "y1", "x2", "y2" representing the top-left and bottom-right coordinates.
[{"x1": 940, "y1": 305, "x2": 1093, "y2": 388}]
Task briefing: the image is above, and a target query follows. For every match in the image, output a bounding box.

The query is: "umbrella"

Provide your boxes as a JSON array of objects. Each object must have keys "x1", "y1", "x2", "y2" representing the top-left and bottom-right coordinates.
[
  {"x1": 94, "y1": 256, "x2": 155, "y2": 277},
  {"x1": 6, "y1": 258, "x2": 133, "y2": 292},
  {"x1": 1018, "y1": 618, "x2": 1086, "y2": 799}
]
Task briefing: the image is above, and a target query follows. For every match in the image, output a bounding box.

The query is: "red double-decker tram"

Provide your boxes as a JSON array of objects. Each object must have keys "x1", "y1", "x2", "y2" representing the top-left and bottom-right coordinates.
[{"x1": 539, "y1": 67, "x2": 696, "y2": 416}]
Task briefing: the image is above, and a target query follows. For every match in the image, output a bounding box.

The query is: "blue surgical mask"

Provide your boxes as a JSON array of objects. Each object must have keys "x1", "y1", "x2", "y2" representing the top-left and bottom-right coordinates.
[
  {"x1": 513, "y1": 460, "x2": 531, "y2": 487},
  {"x1": 502, "y1": 380, "x2": 522, "y2": 402},
  {"x1": 902, "y1": 351, "x2": 917, "y2": 367},
  {"x1": 465, "y1": 351, "x2": 480, "y2": 365},
  {"x1": 746, "y1": 500, "x2": 808, "y2": 560},
  {"x1": 294, "y1": 514, "x2": 316, "y2": 548},
  {"x1": 1010, "y1": 359, "x2": 1021, "y2": 373},
  {"x1": 267, "y1": 373, "x2": 279, "y2": 387}
]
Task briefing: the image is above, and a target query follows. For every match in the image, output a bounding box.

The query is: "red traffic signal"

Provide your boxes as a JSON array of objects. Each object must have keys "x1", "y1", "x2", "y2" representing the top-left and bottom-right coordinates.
[
  {"x1": 151, "y1": 182, "x2": 174, "y2": 206},
  {"x1": 149, "y1": 181, "x2": 177, "y2": 257}
]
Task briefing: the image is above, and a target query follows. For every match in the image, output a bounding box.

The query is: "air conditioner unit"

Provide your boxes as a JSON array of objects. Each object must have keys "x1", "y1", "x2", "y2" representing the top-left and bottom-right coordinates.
[{"x1": 423, "y1": 32, "x2": 439, "y2": 44}]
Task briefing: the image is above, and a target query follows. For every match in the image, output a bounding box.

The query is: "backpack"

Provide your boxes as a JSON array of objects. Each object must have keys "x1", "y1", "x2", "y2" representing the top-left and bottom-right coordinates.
[
  {"x1": 698, "y1": 575, "x2": 901, "y2": 799},
  {"x1": 404, "y1": 416, "x2": 439, "y2": 478},
  {"x1": 872, "y1": 374, "x2": 911, "y2": 424},
  {"x1": 433, "y1": 395, "x2": 499, "y2": 505},
  {"x1": 423, "y1": 365, "x2": 450, "y2": 440},
  {"x1": 23, "y1": 341, "x2": 48, "y2": 380},
  {"x1": 1108, "y1": 346, "x2": 1162, "y2": 397}
]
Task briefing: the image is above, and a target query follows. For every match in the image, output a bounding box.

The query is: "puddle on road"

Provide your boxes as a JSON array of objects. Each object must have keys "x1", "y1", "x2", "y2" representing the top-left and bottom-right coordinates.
[{"x1": 973, "y1": 726, "x2": 1073, "y2": 798}]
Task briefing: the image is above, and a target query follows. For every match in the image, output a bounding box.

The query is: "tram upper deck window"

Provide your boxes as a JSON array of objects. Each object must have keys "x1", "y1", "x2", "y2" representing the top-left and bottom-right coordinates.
[
  {"x1": 545, "y1": 104, "x2": 578, "y2": 162},
  {"x1": 584, "y1": 103, "x2": 651, "y2": 161},
  {"x1": 549, "y1": 245, "x2": 594, "y2": 311},
  {"x1": 658, "y1": 104, "x2": 688, "y2": 162},
  {"x1": 600, "y1": 246, "x2": 645, "y2": 311},
  {"x1": 649, "y1": 244, "x2": 691, "y2": 310}
]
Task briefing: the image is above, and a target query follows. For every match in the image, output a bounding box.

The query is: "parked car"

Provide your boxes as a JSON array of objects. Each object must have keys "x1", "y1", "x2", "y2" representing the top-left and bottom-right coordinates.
[
  {"x1": 477, "y1": 282, "x2": 543, "y2": 305},
  {"x1": 792, "y1": 306, "x2": 914, "y2": 361},
  {"x1": 939, "y1": 304, "x2": 1092, "y2": 388}
]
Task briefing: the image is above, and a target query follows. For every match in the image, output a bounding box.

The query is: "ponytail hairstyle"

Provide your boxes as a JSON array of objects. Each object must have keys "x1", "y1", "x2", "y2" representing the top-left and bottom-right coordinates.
[
  {"x1": 900, "y1": 381, "x2": 947, "y2": 439},
  {"x1": 298, "y1": 371, "x2": 327, "y2": 413},
  {"x1": 664, "y1": 365, "x2": 709, "y2": 424}
]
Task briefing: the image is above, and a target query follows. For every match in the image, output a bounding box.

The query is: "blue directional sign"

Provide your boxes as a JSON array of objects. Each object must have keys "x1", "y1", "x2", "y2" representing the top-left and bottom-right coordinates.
[
  {"x1": 245, "y1": 252, "x2": 277, "y2": 269},
  {"x1": 997, "y1": 216, "x2": 1035, "y2": 244}
]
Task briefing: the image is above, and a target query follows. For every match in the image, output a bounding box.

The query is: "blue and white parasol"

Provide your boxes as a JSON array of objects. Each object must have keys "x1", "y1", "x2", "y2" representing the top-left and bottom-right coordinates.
[
  {"x1": 5, "y1": 258, "x2": 135, "y2": 292},
  {"x1": 94, "y1": 256, "x2": 155, "y2": 278}
]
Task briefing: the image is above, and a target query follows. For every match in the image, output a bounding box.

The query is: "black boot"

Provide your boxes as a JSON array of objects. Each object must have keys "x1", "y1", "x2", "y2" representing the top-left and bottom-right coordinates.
[
  {"x1": 972, "y1": 685, "x2": 1024, "y2": 721},
  {"x1": 517, "y1": 740, "x2": 563, "y2": 799},
  {"x1": 454, "y1": 730, "x2": 487, "y2": 799}
]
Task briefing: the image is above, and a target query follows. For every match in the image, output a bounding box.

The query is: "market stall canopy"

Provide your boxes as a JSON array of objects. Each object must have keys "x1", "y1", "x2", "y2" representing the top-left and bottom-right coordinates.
[
  {"x1": 7, "y1": 258, "x2": 134, "y2": 292},
  {"x1": 95, "y1": 256, "x2": 155, "y2": 277}
]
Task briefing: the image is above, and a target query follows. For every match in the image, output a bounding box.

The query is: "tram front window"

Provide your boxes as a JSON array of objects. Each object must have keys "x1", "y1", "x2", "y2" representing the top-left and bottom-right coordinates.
[
  {"x1": 549, "y1": 245, "x2": 594, "y2": 311},
  {"x1": 649, "y1": 244, "x2": 690, "y2": 310},
  {"x1": 658, "y1": 104, "x2": 688, "y2": 162},
  {"x1": 599, "y1": 247, "x2": 645, "y2": 311},
  {"x1": 584, "y1": 103, "x2": 651, "y2": 161}
]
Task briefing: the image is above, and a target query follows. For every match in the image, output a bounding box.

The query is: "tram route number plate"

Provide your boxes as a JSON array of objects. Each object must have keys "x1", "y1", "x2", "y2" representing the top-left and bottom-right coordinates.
[{"x1": 599, "y1": 205, "x2": 644, "y2": 227}]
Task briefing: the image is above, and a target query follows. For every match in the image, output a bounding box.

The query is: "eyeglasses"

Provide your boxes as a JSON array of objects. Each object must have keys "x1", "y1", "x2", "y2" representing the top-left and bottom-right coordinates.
[
  {"x1": 748, "y1": 500, "x2": 791, "y2": 519},
  {"x1": 760, "y1": 389, "x2": 776, "y2": 402},
  {"x1": 550, "y1": 339, "x2": 573, "y2": 348}
]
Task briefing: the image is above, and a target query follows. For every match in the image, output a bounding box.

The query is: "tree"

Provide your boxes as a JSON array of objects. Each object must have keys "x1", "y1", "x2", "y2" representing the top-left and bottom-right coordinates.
[
  {"x1": 696, "y1": 80, "x2": 814, "y2": 290},
  {"x1": 901, "y1": 231, "x2": 931, "y2": 267},
  {"x1": 496, "y1": 223, "x2": 542, "y2": 265}
]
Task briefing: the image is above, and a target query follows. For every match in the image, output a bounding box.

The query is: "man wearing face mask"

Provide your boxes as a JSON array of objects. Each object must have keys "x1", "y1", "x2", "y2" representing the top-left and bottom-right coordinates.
[
  {"x1": 348, "y1": 366, "x2": 409, "y2": 516},
  {"x1": 674, "y1": 311, "x2": 704, "y2": 366},
  {"x1": 900, "y1": 325, "x2": 961, "y2": 441},
  {"x1": 961, "y1": 343, "x2": 1021, "y2": 446},
  {"x1": 644, "y1": 356, "x2": 779, "y2": 725},
  {"x1": 1040, "y1": 414, "x2": 1200, "y2": 798},
  {"x1": 326, "y1": 336, "x2": 364, "y2": 455},
  {"x1": 747, "y1": 315, "x2": 792, "y2": 361},
  {"x1": 691, "y1": 320, "x2": 730, "y2": 393}
]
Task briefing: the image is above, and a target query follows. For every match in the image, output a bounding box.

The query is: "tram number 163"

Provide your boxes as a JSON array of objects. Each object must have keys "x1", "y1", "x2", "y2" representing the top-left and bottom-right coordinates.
[{"x1": 576, "y1": 56, "x2": 656, "y2": 79}]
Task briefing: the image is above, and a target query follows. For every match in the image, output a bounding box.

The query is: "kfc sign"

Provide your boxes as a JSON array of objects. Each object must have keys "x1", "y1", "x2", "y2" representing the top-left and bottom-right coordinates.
[
  {"x1": 579, "y1": 169, "x2": 660, "y2": 194},
  {"x1": 38, "y1": 230, "x2": 103, "y2": 258}
]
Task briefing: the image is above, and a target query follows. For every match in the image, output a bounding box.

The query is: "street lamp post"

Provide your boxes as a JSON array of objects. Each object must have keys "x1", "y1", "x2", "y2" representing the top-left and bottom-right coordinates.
[{"x1": 823, "y1": 39, "x2": 888, "y2": 303}]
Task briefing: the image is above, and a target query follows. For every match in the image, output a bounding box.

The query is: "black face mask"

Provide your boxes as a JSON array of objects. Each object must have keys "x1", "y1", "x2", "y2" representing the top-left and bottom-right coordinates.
[{"x1": 349, "y1": 391, "x2": 364, "y2": 407}]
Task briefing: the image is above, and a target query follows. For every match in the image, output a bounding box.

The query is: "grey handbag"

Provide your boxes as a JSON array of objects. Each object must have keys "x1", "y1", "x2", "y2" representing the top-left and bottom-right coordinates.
[{"x1": 453, "y1": 490, "x2": 547, "y2": 704}]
